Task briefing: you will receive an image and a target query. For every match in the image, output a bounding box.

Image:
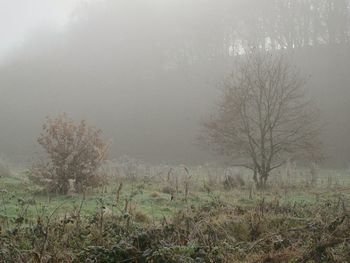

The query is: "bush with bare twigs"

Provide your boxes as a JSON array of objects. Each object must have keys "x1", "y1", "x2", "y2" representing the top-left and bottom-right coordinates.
[{"x1": 29, "y1": 113, "x2": 109, "y2": 194}]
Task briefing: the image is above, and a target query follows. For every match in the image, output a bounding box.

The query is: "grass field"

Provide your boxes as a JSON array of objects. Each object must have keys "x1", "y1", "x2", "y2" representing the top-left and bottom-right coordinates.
[
  {"x1": 0, "y1": 162, "x2": 350, "y2": 262},
  {"x1": 1, "y1": 164, "x2": 349, "y2": 223}
]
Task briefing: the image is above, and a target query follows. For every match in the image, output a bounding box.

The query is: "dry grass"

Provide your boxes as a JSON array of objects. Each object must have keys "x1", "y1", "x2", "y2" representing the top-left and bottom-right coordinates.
[{"x1": 0, "y1": 162, "x2": 349, "y2": 262}]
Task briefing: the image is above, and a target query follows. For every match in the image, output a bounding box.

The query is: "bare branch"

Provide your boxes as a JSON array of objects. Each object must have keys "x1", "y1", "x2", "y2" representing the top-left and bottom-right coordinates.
[{"x1": 200, "y1": 51, "x2": 322, "y2": 188}]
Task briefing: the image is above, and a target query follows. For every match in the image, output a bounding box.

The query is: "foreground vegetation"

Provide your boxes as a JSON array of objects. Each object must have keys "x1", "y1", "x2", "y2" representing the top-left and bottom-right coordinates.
[{"x1": 0, "y1": 159, "x2": 350, "y2": 262}]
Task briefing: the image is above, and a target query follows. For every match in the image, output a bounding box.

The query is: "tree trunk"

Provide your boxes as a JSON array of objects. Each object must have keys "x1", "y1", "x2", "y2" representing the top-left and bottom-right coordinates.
[
  {"x1": 254, "y1": 170, "x2": 269, "y2": 189},
  {"x1": 75, "y1": 180, "x2": 84, "y2": 194},
  {"x1": 253, "y1": 168, "x2": 258, "y2": 186},
  {"x1": 57, "y1": 179, "x2": 69, "y2": 195}
]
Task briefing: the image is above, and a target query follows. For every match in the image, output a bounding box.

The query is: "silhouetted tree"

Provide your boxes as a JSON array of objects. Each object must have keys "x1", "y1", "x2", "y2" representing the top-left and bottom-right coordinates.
[{"x1": 201, "y1": 51, "x2": 322, "y2": 188}]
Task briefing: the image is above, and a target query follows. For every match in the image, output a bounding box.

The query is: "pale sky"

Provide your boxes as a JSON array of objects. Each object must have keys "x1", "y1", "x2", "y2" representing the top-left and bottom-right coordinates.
[{"x1": 0, "y1": 0, "x2": 97, "y2": 58}]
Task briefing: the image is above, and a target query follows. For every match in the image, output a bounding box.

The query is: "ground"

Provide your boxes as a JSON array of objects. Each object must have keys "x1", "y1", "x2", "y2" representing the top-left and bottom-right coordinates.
[{"x1": 0, "y1": 164, "x2": 350, "y2": 262}]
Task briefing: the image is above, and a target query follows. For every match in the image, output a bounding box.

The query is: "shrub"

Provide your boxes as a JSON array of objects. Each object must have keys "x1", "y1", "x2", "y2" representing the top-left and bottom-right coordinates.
[
  {"x1": 0, "y1": 155, "x2": 11, "y2": 178},
  {"x1": 150, "y1": 192, "x2": 160, "y2": 198},
  {"x1": 134, "y1": 211, "x2": 151, "y2": 223},
  {"x1": 31, "y1": 113, "x2": 109, "y2": 194},
  {"x1": 223, "y1": 174, "x2": 245, "y2": 190},
  {"x1": 161, "y1": 186, "x2": 175, "y2": 195}
]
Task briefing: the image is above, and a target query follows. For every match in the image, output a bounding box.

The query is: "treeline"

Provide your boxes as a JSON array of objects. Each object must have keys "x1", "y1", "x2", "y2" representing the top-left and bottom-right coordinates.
[
  {"x1": 166, "y1": 0, "x2": 350, "y2": 67},
  {"x1": 231, "y1": 0, "x2": 350, "y2": 51}
]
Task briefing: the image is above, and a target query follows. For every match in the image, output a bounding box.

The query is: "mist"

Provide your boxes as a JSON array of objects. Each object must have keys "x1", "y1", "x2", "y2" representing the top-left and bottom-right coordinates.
[
  {"x1": 0, "y1": 0, "x2": 349, "y2": 166},
  {"x1": 1, "y1": 2, "x2": 350, "y2": 261}
]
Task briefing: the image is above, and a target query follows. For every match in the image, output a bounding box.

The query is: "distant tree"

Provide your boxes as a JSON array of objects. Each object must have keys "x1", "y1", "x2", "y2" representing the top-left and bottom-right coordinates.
[
  {"x1": 32, "y1": 113, "x2": 109, "y2": 194},
  {"x1": 201, "y1": 51, "x2": 322, "y2": 188}
]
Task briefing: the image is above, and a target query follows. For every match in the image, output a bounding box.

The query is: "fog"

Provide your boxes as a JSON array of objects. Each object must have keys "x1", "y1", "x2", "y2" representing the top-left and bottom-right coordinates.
[{"x1": 0, "y1": 0, "x2": 349, "y2": 166}]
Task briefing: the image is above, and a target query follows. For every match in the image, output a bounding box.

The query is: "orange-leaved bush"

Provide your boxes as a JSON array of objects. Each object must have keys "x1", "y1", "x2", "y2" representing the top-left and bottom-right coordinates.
[{"x1": 33, "y1": 113, "x2": 109, "y2": 194}]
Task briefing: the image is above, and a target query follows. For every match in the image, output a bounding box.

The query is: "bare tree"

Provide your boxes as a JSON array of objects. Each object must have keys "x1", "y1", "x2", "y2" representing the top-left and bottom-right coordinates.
[{"x1": 201, "y1": 51, "x2": 322, "y2": 188}]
